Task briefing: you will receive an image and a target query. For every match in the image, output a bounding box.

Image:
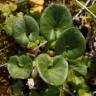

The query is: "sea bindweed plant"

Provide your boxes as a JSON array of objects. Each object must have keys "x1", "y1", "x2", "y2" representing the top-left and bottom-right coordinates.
[{"x1": 4, "y1": 3, "x2": 86, "y2": 95}]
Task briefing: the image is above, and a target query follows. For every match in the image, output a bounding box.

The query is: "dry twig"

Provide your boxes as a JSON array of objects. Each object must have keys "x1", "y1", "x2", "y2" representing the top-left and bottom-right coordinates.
[
  {"x1": 0, "y1": 63, "x2": 7, "y2": 68},
  {"x1": 73, "y1": 0, "x2": 91, "y2": 19},
  {"x1": 74, "y1": 0, "x2": 96, "y2": 19}
]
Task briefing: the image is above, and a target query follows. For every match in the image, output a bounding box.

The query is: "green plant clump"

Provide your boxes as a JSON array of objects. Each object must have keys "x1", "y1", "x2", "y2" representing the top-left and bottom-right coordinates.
[{"x1": 3, "y1": 3, "x2": 90, "y2": 96}]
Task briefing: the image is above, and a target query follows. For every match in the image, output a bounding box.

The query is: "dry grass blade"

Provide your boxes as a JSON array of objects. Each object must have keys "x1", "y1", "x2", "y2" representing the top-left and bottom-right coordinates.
[
  {"x1": 0, "y1": 63, "x2": 7, "y2": 68},
  {"x1": 75, "y1": 0, "x2": 96, "y2": 19},
  {"x1": 73, "y1": 0, "x2": 91, "y2": 19}
]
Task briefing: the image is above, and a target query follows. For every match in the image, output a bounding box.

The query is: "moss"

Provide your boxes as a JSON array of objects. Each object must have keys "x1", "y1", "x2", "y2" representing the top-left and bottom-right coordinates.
[
  {"x1": 0, "y1": 69, "x2": 12, "y2": 96},
  {"x1": 0, "y1": 31, "x2": 16, "y2": 95},
  {"x1": 0, "y1": 31, "x2": 17, "y2": 64}
]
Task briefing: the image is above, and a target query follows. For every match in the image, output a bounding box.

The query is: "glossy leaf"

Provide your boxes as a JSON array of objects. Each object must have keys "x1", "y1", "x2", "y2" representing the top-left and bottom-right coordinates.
[
  {"x1": 35, "y1": 54, "x2": 68, "y2": 86},
  {"x1": 40, "y1": 4, "x2": 72, "y2": 41},
  {"x1": 13, "y1": 15, "x2": 39, "y2": 45},
  {"x1": 55, "y1": 27, "x2": 86, "y2": 59},
  {"x1": 7, "y1": 55, "x2": 32, "y2": 79}
]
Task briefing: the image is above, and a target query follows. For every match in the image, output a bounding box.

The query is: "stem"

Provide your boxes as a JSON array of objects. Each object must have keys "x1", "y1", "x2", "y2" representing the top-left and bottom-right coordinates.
[
  {"x1": 73, "y1": 0, "x2": 91, "y2": 19},
  {"x1": 91, "y1": 0, "x2": 96, "y2": 5},
  {"x1": 59, "y1": 86, "x2": 64, "y2": 96},
  {"x1": 0, "y1": 63, "x2": 7, "y2": 68},
  {"x1": 34, "y1": 41, "x2": 48, "y2": 51},
  {"x1": 63, "y1": 84, "x2": 75, "y2": 96},
  {"x1": 75, "y1": 0, "x2": 96, "y2": 19}
]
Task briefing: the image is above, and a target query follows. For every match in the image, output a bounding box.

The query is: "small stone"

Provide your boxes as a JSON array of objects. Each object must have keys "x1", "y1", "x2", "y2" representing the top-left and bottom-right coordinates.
[{"x1": 26, "y1": 78, "x2": 34, "y2": 90}]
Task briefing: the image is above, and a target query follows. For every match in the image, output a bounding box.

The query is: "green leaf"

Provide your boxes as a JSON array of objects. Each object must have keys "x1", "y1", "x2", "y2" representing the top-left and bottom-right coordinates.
[
  {"x1": 9, "y1": 2, "x2": 17, "y2": 12},
  {"x1": 68, "y1": 70, "x2": 85, "y2": 85},
  {"x1": 71, "y1": 62, "x2": 87, "y2": 76},
  {"x1": 40, "y1": 4, "x2": 72, "y2": 41},
  {"x1": 2, "y1": 4, "x2": 11, "y2": 16},
  {"x1": 68, "y1": 56, "x2": 90, "y2": 76},
  {"x1": 35, "y1": 54, "x2": 68, "y2": 86},
  {"x1": 1, "y1": 3, "x2": 17, "y2": 16},
  {"x1": 13, "y1": 15, "x2": 39, "y2": 45},
  {"x1": 7, "y1": 55, "x2": 32, "y2": 79},
  {"x1": 24, "y1": 15, "x2": 39, "y2": 41},
  {"x1": 78, "y1": 89, "x2": 92, "y2": 96},
  {"x1": 4, "y1": 15, "x2": 16, "y2": 35},
  {"x1": 55, "y1": 27, "x2": 86, "y2": 59},
  {"x1": 13, "y1": 15, "x2": 29, "y2": 45}
]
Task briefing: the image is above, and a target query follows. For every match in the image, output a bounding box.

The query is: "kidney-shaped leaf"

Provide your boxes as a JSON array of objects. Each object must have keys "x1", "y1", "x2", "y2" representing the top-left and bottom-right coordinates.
[
  {"x1": 7, "y1": 55, "x2": 32, "y2": 79},
  {"x1": 13, "y1": 15, "x2": 39, "y2": 45},
  {"x1": 35, "y1": 54, "x2": 68, "y2": 86},
  {"x1": 55, "y1": 27, "x2": 86, "y2": 59},
  {"x1": 40, "y1": 4, "x2": 72, "y2": 41}
]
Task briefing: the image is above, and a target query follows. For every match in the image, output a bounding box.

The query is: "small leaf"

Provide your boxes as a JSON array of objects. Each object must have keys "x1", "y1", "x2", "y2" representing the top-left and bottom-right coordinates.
[
  {"x1": 13, "y1": 15, "x2": 29, "y2": 45},
  {"x1": 35, "y1": 54, "x2": 68, "y2": 86},
  {"x1": 40, "y1": 4, "x2": 72, "y2": 41},
  {"x1": 4, "y1": 15, "x2": 16, "y2": 35},
  {"x1": 68, "y1": 56, "x2": 90, "y2": 76},
  {"x1": 55, "y1": 27, "x2": 86, "y2": 59},
  {"x1": 2, "y1": 4, "x2": 11, "y2": 16},
  {"x1": 78, "y1": 89, "x2": 92, "y2": 96},
  {"x1": 13, "y1": 15, "x2": 39, "y2": 45},
  {"x1": 9, "y1": 2, "x2": 17, "y2": 12},
  {"x1": 7, "y1": 55, "x2": 32, "y2": 79},
  {"x1": 1, "y1": 3, "x2": 17, "y2": 16},
  {"x1": 68, "y1": 70, "x2": 85, "y2": 85}
]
